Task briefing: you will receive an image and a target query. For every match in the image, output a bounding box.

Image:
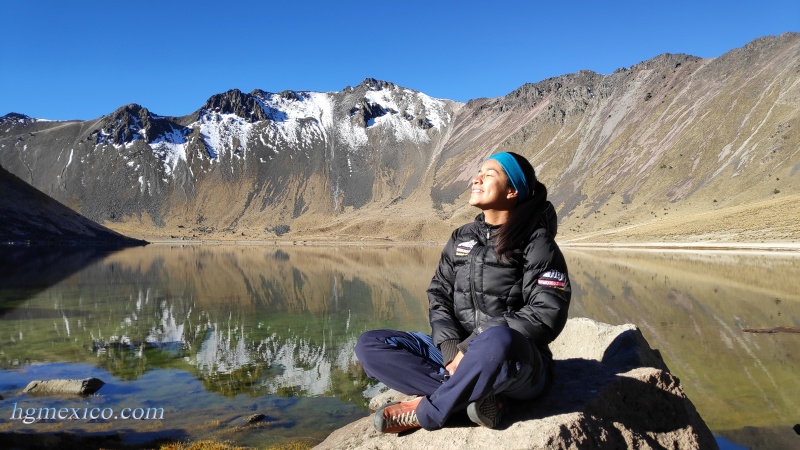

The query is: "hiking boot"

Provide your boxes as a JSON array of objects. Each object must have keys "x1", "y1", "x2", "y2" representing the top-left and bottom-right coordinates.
[
  {"x1": 467, "y1": 394, "x2": 504, "y2": 428},
  {"x1": 373, "y1": 398, "x2": 422, "y2": 433}
]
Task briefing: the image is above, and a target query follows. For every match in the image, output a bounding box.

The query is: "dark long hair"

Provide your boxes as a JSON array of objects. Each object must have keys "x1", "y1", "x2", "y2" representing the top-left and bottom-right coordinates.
[{"x1": 492, "y1": 152, "x2": 549, "y2": 261}]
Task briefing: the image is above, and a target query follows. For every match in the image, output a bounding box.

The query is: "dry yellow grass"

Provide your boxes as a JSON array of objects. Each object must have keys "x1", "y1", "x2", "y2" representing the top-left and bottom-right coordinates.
[
  {"x1": 158, "y1": 441, "x2": 249, "y2": 450},
  {"x1": 108, "y1": 191, "x2": 800, "y2": 249},
  {"x1": 157, "y1": 440, "x2": 312, "y2": 450},
  {"x1": 560, "y1": 192, "x2": 800, "y2": 244}
]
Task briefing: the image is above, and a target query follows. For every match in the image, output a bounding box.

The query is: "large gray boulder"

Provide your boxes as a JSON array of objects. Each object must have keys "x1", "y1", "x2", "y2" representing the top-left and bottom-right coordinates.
[
  {"x1": 315, "y1": 318, "x2": 718, "y2": 450},
  {"x1": 23, "y1": 378, "x2": 105, "y2": 396}
]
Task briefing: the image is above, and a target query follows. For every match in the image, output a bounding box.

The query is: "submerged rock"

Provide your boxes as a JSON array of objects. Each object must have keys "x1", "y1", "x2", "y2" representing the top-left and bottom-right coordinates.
[
  {"x1": 23, "y1": 378, "x2": 105, "y2": 396},
  {"x1": 315, "y1": 318, "x2": 718, "y2": 450},
  {"x1": 245, "y1": 413, "x2": 267, "y2": 424}
]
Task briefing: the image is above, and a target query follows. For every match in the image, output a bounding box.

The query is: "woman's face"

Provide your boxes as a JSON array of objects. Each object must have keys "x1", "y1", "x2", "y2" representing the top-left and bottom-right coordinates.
[{"x1": 469, "y1": 159, "x2": 518, "y2": 211}]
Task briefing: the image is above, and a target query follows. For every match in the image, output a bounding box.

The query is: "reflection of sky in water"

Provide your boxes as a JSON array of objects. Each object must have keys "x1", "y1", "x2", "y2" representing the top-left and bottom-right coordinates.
[{"x1": 0, "y1": 245, "x2": 797, "y2": 449}]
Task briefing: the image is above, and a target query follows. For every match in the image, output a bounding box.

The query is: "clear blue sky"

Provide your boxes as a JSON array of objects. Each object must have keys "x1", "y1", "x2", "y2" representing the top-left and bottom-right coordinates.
[{"x1": 1, "y1": 0, "x2": 797, "y2": 120}]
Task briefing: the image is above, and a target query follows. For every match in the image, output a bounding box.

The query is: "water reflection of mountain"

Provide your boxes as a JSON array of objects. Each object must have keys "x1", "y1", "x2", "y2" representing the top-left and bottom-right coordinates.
[
  {"x1": 0, "y1": 246, "x2": 436, "y2": 402},
  {"x1": 98, "y1": 245, "x2": 436, "y2": 315},
  {"x1": 0, "y1": 246, "x2": 121, "y2": 308},
  {"x1": 563, "y1": 249, "x2": 800, "y2": 442},
  {"x1": 2, "y1": 245, "x2": 797, "y2": 449}
]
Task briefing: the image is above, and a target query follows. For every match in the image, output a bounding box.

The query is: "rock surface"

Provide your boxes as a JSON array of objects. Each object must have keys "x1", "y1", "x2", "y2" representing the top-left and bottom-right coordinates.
[
  {"x1": 314, "y1": 318, "x2": 718, "y2": 450},
  {"x1": 23, "y1": 378, "x2": 105, "y2": 396}
]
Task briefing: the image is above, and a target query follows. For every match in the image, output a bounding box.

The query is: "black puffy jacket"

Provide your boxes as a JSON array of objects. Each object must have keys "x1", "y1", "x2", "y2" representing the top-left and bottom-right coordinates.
[{"x1": 427, "y1": 203, "x2": 571, "y2": 361}]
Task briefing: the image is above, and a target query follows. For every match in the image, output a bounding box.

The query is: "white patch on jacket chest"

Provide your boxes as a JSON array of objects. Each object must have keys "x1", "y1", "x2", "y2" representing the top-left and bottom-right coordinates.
[{"x1": 455, "y1": 240, "x2": 477, "y2": 257}]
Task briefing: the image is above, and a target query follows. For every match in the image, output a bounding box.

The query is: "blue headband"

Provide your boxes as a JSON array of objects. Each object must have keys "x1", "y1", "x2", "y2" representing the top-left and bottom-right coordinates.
[{"x1": 487, "y1": 153, "x2": 530, "y2": 202}]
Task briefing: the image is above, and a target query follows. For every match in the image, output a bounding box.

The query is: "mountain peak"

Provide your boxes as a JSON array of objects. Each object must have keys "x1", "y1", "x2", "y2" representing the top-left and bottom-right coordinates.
[
  {"x1": 92, "y1": 104, "x2": 177, "y2": 146},
  {"x1": 201, "y1": 89, "x2": 272, "y2": 122},
  {"x1": 0, "y1": 112, "x2": 36, "y2": 125},
  {"x1": 629, "y1": 53, "x2": 702, "y2": 72},
  {"x1": 358, "y1": 78, "x2": 395, "y2": 91}
]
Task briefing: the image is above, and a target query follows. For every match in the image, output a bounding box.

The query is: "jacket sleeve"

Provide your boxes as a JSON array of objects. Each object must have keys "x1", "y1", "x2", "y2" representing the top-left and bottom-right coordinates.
[
  {"x1": 427, "y1": 232, "x2": 468, "y2": 349},
  {"x1": 506, "y1": 230, "x2": 571, "y2": 345},
  {"x1": 469, "y1": 229, "x2": 571, "y2": 348}
]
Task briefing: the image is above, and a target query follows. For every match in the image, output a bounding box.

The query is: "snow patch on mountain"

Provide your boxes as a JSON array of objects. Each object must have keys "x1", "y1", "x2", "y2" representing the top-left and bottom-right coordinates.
[
  {"x1": 96, "y1": 129, "x2": 115, "y2": 146},
  {"x1": 150, "y1": 127, "x2": 187, "y2": 175},
  {"x1": 363, "y1": 86, "x2": 450, "y2": 144},
  {"x1": 197, "y1": 112, "x2": 254, "y2": 160},
  {"x1": 252, "y1": 91, "x2": 333, "y2": 148},
  {"x1": 92, "y1": 115, "x2": 190, "y2": 175},
  {"x1": 336, "y1": 120, "x2": 369, "y2": 148},
  {"x1": 417, "y1": 92, "x2": 450, "y2": 129},
  {"x1": 258, "y1": 91, "x2": 333, "y2": 127}
]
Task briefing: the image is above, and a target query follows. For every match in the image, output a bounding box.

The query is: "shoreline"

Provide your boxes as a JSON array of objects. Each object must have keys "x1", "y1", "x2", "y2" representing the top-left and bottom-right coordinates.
[
  {"x1": 560, "y1": 241, "x2": 800, "y2": 253},
  {"x1": 137, "y1": 237, "x2": 800, "y2": 254}
]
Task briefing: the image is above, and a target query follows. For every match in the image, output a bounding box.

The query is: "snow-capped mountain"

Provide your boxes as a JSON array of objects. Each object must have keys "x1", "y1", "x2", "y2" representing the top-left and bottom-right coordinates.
[
  {"x1": 2, "y1": 33, "x2": 799, "y2": 242},
  {"x1": 86, "y1": 78, "x2": 454, "y2": 170},
  {"x1": 0, "y1": 77, "x2": 461, "y2": 236}
]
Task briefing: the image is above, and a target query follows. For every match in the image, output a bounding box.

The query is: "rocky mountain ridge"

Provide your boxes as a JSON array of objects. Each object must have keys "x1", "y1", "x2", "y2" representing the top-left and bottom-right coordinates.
[{"x1": 1, "y1": 33, "x2": 798, "y2": 243}]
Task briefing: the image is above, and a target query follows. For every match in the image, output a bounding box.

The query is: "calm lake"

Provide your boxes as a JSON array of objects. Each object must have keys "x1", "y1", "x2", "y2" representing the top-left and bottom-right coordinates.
[{"x1": 0, "y1": 244, "x2": 797, "y2": 449}]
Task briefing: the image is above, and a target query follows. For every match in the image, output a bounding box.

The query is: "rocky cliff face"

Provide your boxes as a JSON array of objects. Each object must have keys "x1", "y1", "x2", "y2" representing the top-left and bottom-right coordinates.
[{"x1": 1, "y1": 33, "x2": 798, "y2": 242}]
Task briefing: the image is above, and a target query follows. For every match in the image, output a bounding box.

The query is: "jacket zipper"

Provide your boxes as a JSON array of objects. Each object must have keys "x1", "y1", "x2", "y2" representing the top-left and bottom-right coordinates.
[
  {"x1": 469, "y1": 227, "x2": 491, "y2": 330},
  {"x1": 468, "y1": 250, "x2": 478, "y2": 329}
]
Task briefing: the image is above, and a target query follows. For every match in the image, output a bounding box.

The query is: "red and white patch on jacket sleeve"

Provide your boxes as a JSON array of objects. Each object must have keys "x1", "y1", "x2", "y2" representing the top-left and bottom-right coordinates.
[{"x1": 537, "y1": 270, "x2": 567, "y2": 289}]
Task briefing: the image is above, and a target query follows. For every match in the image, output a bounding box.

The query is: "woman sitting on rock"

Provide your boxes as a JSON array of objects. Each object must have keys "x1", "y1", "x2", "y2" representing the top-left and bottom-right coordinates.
[{"x1": 355, "y1": 151, "x2": 571, "y2": 433}]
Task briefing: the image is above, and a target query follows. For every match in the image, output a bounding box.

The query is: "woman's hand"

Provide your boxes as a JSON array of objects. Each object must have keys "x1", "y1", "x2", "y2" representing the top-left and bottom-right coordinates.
[{"x1": 446, "y1": 351, "x2": 464, "y2": 375}]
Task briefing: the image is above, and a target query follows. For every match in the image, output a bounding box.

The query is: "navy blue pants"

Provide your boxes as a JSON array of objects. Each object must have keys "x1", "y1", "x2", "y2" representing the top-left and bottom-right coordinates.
[{"x1": 355, "y1": 326, "x2": 549, "y2": 430}]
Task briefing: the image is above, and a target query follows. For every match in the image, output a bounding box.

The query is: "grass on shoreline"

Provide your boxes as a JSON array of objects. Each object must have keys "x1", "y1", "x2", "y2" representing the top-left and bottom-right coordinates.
[{"x1": 158, "y1": 440, "x2": 312, "y2": 450}]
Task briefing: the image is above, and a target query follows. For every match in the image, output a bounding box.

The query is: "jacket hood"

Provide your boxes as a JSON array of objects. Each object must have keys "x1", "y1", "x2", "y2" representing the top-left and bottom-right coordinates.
[{"x1": 541, "y1": 201, "x2": 558, "y2": 237}]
